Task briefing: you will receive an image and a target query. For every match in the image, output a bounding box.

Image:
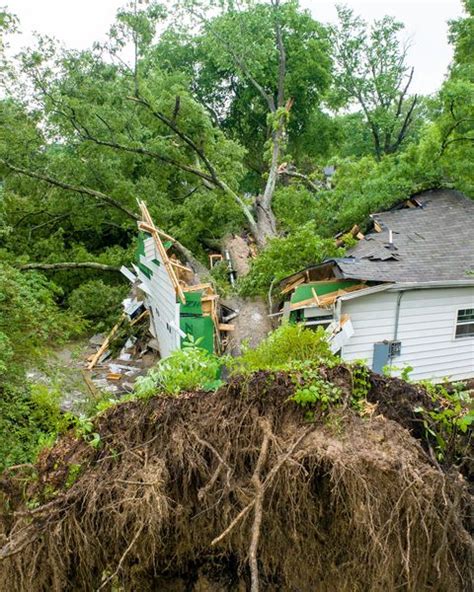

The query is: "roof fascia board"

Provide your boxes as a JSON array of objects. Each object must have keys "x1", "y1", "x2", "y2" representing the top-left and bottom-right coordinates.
[{"x1": 338, "y1": 280, "x2": 474, "y2": 302}]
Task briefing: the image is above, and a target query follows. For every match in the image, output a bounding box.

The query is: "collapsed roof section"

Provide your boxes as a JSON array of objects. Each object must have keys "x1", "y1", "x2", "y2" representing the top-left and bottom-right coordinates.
[
  {"x1": 281, "y1": 189, "x2": 474, "y2": 289},
  {"x1": 121, "y1": 201, "x2": 235, "y2": 359}
]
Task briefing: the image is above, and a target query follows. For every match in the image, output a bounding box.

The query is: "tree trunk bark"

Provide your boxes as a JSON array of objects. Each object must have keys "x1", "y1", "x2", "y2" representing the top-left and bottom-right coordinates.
[
  {"x1": 255, "y1": 199, "x2": 278, "y2": 248},
  {"x1": 253, "y1": 123, "x2": 285, "y2": 248}
]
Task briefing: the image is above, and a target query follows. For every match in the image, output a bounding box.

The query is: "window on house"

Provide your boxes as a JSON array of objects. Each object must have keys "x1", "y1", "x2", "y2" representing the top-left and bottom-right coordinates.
[{"x1": 455, "y1": 308, "x2": 474, "y2": 338}]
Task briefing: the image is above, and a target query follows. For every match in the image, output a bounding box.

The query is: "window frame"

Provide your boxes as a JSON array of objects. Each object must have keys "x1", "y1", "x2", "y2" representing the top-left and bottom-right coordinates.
[{"x1": 454, "y1": 307, "x2": 474, "y2": 340}]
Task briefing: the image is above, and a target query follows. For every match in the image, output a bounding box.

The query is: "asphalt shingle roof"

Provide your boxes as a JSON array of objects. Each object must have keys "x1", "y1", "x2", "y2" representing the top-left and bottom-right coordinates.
[{"x1": 335, "y1": 189, "x2": 474, "y2": 282}]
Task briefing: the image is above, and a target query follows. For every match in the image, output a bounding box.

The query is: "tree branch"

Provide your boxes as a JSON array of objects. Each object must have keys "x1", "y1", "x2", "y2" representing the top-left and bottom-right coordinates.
[
  {"x1": 277, "y1": 166, "x2": 322, "y2": 193},
  {"x1": 19, "y1": 262, "x2": 121, "y2": 272},
  {"x1": 0, "y1": 159, "x2": 139, "y2": 221}
]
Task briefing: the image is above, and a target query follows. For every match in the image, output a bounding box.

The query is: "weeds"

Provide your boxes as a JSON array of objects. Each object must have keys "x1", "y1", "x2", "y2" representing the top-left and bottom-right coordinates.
[{"x1": 135, "y1": 337, "x2": 226, "y2": 397}]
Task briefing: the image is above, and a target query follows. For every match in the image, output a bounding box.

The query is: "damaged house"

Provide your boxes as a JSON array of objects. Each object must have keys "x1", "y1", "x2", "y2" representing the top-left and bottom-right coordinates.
[
  {"x1": 119, "y1": 201, "x2": 236, "y2": 359},
  {"x1": 279, "y1": 189, "x2": 474, "y2": 382}
]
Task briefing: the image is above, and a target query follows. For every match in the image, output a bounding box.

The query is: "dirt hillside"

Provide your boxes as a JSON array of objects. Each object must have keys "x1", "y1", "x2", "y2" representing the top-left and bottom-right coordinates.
[{"x1": 0, "y1": 367, "x2": 472, "y2": 592}]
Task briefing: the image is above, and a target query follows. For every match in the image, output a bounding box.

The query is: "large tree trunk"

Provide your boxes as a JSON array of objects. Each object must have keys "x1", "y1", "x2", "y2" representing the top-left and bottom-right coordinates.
[
  {"x1": 255, "y1": 199, "x2": 278, "y2": 247},
  {"x1": 253, "y1": 124, "x2": 285, "y2": 248}
]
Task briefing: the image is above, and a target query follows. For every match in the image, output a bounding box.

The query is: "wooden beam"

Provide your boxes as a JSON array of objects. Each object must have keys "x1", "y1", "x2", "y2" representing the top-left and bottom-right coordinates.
[
  {"x1": 87, "y1": 316, "x2": 125, "y2": 370},
  {"x1": 170, "y1": 260, "x2": 192, "y2": 273}
]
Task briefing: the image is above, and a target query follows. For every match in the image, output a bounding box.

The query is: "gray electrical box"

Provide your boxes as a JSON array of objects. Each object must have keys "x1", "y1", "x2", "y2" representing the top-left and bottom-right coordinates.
[{"x1": 372, "y1": 340, "x2": 401, "y2": 374}]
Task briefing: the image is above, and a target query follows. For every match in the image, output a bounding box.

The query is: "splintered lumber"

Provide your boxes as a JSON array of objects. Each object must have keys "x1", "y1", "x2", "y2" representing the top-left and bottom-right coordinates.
[
  {"x1": 106, "y1": 373, "x2": 122, "y2": 381},
  {"x1": 138, "y1": 222, "x2": 175, "y2": 244},
  {"x1": 87, "y1": 316, "x2": 125, "y2": 370},
  {"x1": 170, "y1": 260, "x2": 193, "y2": 273},
  {"x1": 183, "y1": 283, "x2": 213, "y2": 293},
  {"x1": 311, "y1": 288, "x2": 321, "y2": 306},
  {"x1": 131, "y1": 310, "x2": 149, "y2": 326},
  {"x1": 281, "y1": 276, "x2": 305, "y2": 295}
]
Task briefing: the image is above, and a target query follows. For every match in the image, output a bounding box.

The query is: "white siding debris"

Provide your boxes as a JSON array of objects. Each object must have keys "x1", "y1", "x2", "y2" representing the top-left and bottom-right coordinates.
[
  {"x1": 341, "y1": 287, "x2": 474, "y2": 382},
  {"x1": 134, "y1": 236, "x2": 181, "y2": 358}
]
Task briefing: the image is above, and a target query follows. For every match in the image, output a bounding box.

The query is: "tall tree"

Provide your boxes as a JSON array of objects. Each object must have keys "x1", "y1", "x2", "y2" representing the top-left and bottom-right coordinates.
[
  {"x1": 1, "y1": 0, "x2": 331, "y2": 250},
  {"x1": 331, "y1": 5, "x2": 418, "y2": 159},
  {"x1": 433, "y1": 0, "x2": 473, "y2": 192}
]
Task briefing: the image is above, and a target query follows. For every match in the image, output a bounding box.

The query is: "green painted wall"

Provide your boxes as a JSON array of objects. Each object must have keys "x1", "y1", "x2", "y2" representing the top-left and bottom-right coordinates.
[
  {"x1": 290, "y1": 280, "x2": 360, "y2": 304},
  {"x1": 180, "y1": 315, "x2": 215, "y2": 353}
]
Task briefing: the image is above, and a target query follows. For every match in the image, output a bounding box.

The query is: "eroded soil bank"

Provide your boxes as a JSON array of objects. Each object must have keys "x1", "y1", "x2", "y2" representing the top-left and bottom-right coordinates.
[{"x1": 0, "y1": 368, "x2": 472, "y2": 591}]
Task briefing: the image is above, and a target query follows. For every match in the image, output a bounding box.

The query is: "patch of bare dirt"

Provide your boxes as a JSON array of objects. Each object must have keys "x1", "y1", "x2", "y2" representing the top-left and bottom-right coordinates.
[{"x1": 222, "y1": 296, "x2": 273, "y2": 355}]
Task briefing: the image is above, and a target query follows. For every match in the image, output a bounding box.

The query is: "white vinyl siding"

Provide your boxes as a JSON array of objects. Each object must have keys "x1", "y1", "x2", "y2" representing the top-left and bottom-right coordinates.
[
  {"x1": 135, "y1": 237, "x2": 181, "y2": 358},
  {"x1": 341, "y1": 287, "x2": 474, "y2": 382}
]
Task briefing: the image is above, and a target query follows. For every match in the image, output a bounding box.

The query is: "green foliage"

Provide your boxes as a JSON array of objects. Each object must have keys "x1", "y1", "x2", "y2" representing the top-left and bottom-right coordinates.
[
  {"x1": 189, "y1": 0, "x2": 332, "y2": 181},
  {"x1": 415, "y1": 381, "x2": 473, "y2": 462},
  {"x1": 232, "y1": 323, "x2": 335, "y2": 374},
  {"x1": 0, "y1": 262, "x2": 85, "y2": 385},
  {"x1": 0, "y1": 383, "x2": 70, "y2": 471},
  {"x1": 273, "y1": 185, "x2": 322, "y2": 233},
  {"x1": 239, "y1": 224, "x2": 344, "y2": 295},
  {"x1": 135, "y1": 338, "x2": 225, "y2": 397},
  {"x1": 68, "y1": 280, "x2": 129, "y2": 332},
  {"x1": 65, "y1": 463, "x2": 83, "y2": 489},
  {"x1": 209, "y1": 260, "x2": 233, "y2": 297},
  {"x1": 290, "y1": 370, "x2": 342, "y2": 413},
  {"x1": 331, "y1": 6, "x2": 422, "y2": 158}
]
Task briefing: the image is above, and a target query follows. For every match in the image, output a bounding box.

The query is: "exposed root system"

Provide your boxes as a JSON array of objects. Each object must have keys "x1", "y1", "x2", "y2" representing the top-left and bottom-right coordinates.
[{"x1": 0, "y1": 369, "x2": 472, "y2": 591}]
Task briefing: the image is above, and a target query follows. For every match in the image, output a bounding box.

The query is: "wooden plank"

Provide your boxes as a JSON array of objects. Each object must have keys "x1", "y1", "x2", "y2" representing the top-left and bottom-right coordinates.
[
  {"x1": 170, "y1": 260, "x2": 192, "y2": 273},
  {"x1": 281, "y1": 276, "x2": 305, "y2": 295},
  {"x1": 183, "y1": 283, "x2": 213, "y2": 293},
  {"x1": 289, "y1": 284, "x2": 367, "y2": 311},
  {"x1": 138, "y1": 222, "x2": 175, "y2": 243},
  {"x1": 290, "y1": 296, "x2": 319, "y2": 311},
  {"x1": 87, "y1": 316, "x2": 125, "y2": 370},
  {"x1": 106, "y1": 373, "x2": 122, "y2": 381},
  {"x1": 131, "y1": 310, "x2": 149, "y2": 326},
  {"x1": 311, "y1": 288, "x2": 321, "y2": 306},
  {"x1": 218, "y1": 323, "x2": 235, "y2": 331}
]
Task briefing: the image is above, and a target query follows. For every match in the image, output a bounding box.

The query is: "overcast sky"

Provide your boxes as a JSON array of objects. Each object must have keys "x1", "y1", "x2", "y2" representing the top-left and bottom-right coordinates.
[{"x1": 6, "y1": 0, "x2": 465, "y2": 95}]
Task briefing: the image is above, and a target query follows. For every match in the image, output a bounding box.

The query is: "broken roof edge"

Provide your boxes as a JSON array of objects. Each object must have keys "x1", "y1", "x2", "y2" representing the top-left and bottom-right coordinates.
[
  {"x1": 279, "y1": 260, "x2": 342, "y2": 288},
  {"x1": 338, "y1": 280, "x2": 474, "y2": 302}
]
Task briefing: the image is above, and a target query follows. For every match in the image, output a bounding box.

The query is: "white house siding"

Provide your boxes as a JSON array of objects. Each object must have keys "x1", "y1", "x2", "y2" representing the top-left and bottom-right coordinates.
[
  {"x1": 340, "y1": 287, "x2": 474, "y2": 382},
  {"x1": 135, "y1": 236, "x2": 181, "y2": 359}
]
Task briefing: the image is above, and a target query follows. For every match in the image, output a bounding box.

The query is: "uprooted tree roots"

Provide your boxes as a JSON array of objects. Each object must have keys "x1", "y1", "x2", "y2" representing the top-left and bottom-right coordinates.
[{"x1": 0, "y1": 369, "x2": 473, "y2": 591}]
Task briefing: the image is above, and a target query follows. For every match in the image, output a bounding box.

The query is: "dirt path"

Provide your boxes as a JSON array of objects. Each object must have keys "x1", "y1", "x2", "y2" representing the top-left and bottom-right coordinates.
[{"x1": 222, "y1": 296, "x2": 273, "y2": 355}]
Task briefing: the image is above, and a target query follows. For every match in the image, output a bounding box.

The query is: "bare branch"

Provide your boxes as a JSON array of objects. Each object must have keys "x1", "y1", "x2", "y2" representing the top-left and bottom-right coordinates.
[{"x1": 19, "y1": 262, "x2": 121, "y2": 272}]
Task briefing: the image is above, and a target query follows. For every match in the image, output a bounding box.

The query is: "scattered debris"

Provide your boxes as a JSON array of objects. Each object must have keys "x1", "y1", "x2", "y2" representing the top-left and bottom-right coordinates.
[{"x1": 82, "y1": 202, "x2": 239, "y2": 394}]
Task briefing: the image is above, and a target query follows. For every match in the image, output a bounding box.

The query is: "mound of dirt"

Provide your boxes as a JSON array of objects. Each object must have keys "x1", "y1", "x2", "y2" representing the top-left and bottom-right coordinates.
[{"x1": 0, "y1": 369, "x2": 472, "y2": 592}]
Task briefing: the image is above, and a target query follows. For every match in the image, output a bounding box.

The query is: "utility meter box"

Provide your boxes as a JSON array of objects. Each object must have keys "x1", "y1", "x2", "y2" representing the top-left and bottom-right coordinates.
[{"x1": 372, "y1": 340, "x2": 402, "y2": 374}]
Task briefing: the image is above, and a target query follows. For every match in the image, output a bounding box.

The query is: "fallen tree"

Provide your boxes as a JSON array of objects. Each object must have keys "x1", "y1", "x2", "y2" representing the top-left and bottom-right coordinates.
[{"x1": 0, "y1": 367, "x2": 472, "y2": 591}]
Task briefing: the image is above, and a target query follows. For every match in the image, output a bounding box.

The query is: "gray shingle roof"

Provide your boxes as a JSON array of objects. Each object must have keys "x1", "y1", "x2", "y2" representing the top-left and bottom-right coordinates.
[{"x1": 335, "y1": 189, "x2": 474, "y2": 282}]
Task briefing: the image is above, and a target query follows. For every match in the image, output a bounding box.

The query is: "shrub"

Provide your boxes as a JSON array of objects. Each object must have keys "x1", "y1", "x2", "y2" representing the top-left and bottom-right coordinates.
[
  {"x1": 134, "y1": 339, "x2": 226, "y2": 397},
  {"x1": 232, "y1": 323, "x2": 335, "y2": 374},
  {"x1": 68, "y1": 280, "x2": 129, "y2": 332},
  {"x1": 0, "y1": 263, "x2": 84, "y2": 385},
  {"x1": 238, "y1": 224, "x2": 343, "y2": 296}
]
